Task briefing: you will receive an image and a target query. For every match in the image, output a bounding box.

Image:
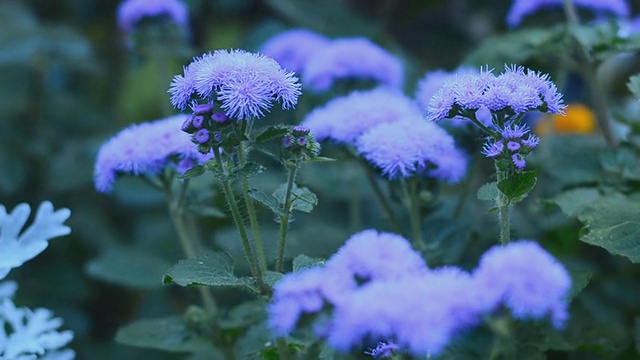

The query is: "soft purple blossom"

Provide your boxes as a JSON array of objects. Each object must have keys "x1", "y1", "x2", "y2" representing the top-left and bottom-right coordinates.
[
  {"x1": 506, "y1": 141, "x2": 521, "y2": 152},
  {"x1": 473, "y1": 240, "x2": 572, "y2": 328},
  {"x1": 326, "y1": 268, "x2": 483, "y2": 356},
  {"x1": 116, "y1": 0, "x2": 189, "y2": 33},
  {"x1": 194, "y1": 129, "x2": 210, "y2": 144},
  {"x1": 302, "y1": 87, "x2": 423, "y2": 144},
  {"x1": 506, "y1": 0, "x2": 630, "y2": 28},
  {"x1": 482, "y1": 140, "x2": 504, "y2": 158},
  {"x1": 169, "y1": 50, "x2": 301, "y2": 120},
  {"x1": 94, "y1": 115, "x2": 212, "y2": 193},
  {"x1": 302, "y1": 38, "x2": 404, "y2": 92},
  {"x1": 356, "y1": 118, "x2": 468, "y2": 182},
  {"x1": 512, "y1": 154, "x2": 526, "y2": 169},
  {"x1": 522, "y1": 134, "x2": 540, "y2": 148},
  {"x1": 259, "y1": 29, "x2": 330, "y2": 74},
  {"x1": 427, "y1": 65, "x2": 566, "y2": 121},
  {"x1": 365, "y1": 341, "x2": 399, "y2": 359}
]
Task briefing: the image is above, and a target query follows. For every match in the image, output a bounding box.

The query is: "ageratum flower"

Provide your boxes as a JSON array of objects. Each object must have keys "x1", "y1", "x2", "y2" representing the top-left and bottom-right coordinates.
[
  {"x1": 415, "y1": 67, "x2": 475, "y2": 111},
  {"x1": 365, "y1": 341, "x2": 399, "y2": 359},
  {"x1": 473, "y1": 240, "x2": 572, "y2": 328},
  {"x1": 327, "y1": 268, "x2": 483, "y2": 356},
  {"x1": 94, "y1": 115, "x2": 212, "y2": 193},
  {"x1": 428, "y1": 65, "x2": 566, "y2": 122},
  {"x1": 259, "y1": 29, "x2": 330, "y2": 74},
  {"x1": 116, "y1": 0, "x2": 189, "y2": 33},
  {"x1": 481, "y1": 124, "x2": 540, "y2": 170},
  {"x1": 169, "y1": 50, "x2": 301, "y2": 121},
  {"x1": 356, "y1": 118, "x2": 468, "y2": 182},
  {"x1": 302, "y1": 38, "x2": 404, "y2": 92},
  {"x1": 302, "y1": 87, "x2": 423, "y2": 144},
  {"x1": 0, "y1": 202, "x2": 71, "y2": 280},
  {"x1": 506, "y1": 0, "x2": 630, "y2": 28}
]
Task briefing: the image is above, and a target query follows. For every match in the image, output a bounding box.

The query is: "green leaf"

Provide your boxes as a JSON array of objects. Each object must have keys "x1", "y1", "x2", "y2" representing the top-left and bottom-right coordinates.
[
  {"x1": 263, "y1": 271, "x2": 284, "y2": 288},
  {"x1": 254, "y1": 124, "x2": 290, "y2": 143},
  {"x1": 627, "y1": 73, "x2": 640, "y2": 100},
  {"x1": 568, "y1": 270, "x2": 592, "y2": 300},
  {"x1": 577, "y1": 197, "x2": 640, "y2": 263},
  {"x1": 306, "y1": 156, "x2": 335, "y2": 162},
  {"x1": 552, "y1": 187, "x2": 603, "y2": 218},
  {"x1": 248, "y1": 189, "x2": 285, "y2": 217},
  {"x1": 163, "y1": 251, "x2": 250, "y2": 288},
  {"x1": 210, "y1": 162, "x2": 265, "y2": 182},
  {"x1": 292, "y1": 254, "x2": 325, "y2": 272},
  {"x1": 477, "y1": 181, "x2": 498, "y2": 202},
  {"x1": 115, "y1": 316, "x2": 215, "y2": 352},
  {"x1": 85, "y1": 246, "x2": 172, "y2": 289},
  {"x1": 273, "y1": 183, "x2": 318, "y2": 213},
  {"x1": 497, "y1": 171, "x2": 537, "y2": 204},
  {"x1": 179, "y1": 164, "x2": 206, "y2": 179}
]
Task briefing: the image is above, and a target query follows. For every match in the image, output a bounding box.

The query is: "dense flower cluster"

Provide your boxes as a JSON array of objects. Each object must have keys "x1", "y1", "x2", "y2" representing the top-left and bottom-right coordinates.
[
  {"x1": 482, "y1": 124, "x2": 540, "y2": 170},
  {"x1": 415, "y1": 67, "x2": 475, "y2": 111},
  {"x1": 116, "y1": 0, "x2": 189, "y2": 33},
  {"x1": 428, "y1": 65, "x2": 566, "y2": 121},
  {"x1": 268, "y1": 230, "x2": 571, "y2": 356},
  {"x1": 94, "y1": 115, "x2": 212, "y2": 193},
  {"x1": 259, "y1": 29, "x2": 330, "y2": 74},
  {"x1": 169, "y1": 49, "x2": 301, "y2": 120},
  {"x1": 506, "y1": 0, "x2": 630, "y2": 28},
  {"x1": 0, "y1": 202, "x2": 71, "y2": 280}
]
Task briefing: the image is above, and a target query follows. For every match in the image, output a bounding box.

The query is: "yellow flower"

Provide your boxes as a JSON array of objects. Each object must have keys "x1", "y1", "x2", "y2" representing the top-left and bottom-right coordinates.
[{"x1": 535, "y1": 103, "x2": 596, "y2": 135}]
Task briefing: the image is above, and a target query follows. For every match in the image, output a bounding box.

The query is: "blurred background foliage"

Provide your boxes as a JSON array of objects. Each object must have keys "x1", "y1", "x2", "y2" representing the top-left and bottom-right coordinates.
[{"x1": 2, "y1": 0, "x2": 640, "y2": 359}]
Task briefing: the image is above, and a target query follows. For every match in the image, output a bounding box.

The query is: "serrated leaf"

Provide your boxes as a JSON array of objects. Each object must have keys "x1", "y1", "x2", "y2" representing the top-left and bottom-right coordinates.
[
  {"x1": 552, "y1": 187, "x2": 602, "y2": 218},
  {"x1": 292, "y1": 254, "x2": 325, "y2": 272},
  {"x1": 577, "y1": 197, "x2": 640, "y2": 263},
  {"x1": 163, "y1": 251, "x2": 250, "y2": 288},
  {"x1": 115, "y1": 316, "x2": 215, "y2": 352},
  {"x1": 254, "y1": 124, "x2": 290, "y2": 143},
  {"x1": 477, "y1": 181, "x2": 498, "y2": 202},
  {"x1": 273, "y1": 183, "x2": 318, "y2": 213},
  {"x1": 210, "y1": 161, "x2": 265, "y2": 182},
  {"x1": 497, "y1": 171, "x2": 537, "y2": 204},
  {"x1": 179, "y1": 164, "x2": 206, "y2": 179},
  {"x1": 249, "y1": 189, "x2": 285, "y2": 217},
  {"x1": 85, "y1": 246, "x2": 171, "y2": 289}
]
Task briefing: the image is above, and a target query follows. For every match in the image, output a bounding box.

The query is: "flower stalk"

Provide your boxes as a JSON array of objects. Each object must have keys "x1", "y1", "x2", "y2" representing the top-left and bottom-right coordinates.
[{"x1": 275, "y1": 163, "x2": 299, "y2": 273}]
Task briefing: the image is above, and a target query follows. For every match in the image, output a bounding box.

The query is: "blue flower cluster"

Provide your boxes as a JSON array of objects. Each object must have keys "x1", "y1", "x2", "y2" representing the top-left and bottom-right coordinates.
[
  {"x1": 482, "y1": 124, "x2": 540, "y2": 169},
  {"x1": 507, "y1": 0, "x2": 630, "y2": 28},
  {"x1": 260, "y1": 29, "x2": 404, "y2": 92},
  {"x1": 268, "y1": 230, "x2": 571, "y2": 356},
  {"x1": 116, "y1": 0, "x2": 189, "y2": 33},
  {"x1": 169, "y1": 49, "x2": 301, "y2": 120}
]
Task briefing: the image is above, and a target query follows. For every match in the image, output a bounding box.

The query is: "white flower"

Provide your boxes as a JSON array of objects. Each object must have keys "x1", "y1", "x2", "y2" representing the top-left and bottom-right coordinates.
[{"x1": 0, "y1": 202, "x2": 71, "y2": 280}]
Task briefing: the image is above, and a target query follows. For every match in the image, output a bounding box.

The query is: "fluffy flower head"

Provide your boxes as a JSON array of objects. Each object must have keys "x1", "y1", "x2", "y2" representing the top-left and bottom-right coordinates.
[
  {"x1": 116, "y1": 0, "x2": 189, "y2": 33},
  {"x1": 356, "y1": 117, "x2": 468, "y2": 182},
  {"x1": 94, "y1": 114, "x2": 212, "y2": 193},
  {"x1": 302, "y1": 87, "x2": 423, "y2": 144},
  {"x1": 507, "y1": 0, "x2": 630, "y2": 28},
  {"x1": 259, "y1": 29, "x2": 330, "y2": 74},
  {"x1": 169, "y1": 50, "x2": 301, "y2": 120},
  {"x1": 302, "y1": 38, "x2": 404, "y2": 92},
  {"x1": 0, "y1": 202, "x2": 70, "y2": 280}
]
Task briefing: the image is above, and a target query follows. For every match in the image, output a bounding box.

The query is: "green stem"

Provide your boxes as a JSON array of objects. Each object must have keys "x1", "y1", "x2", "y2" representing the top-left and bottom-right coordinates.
[
  {"x1": 364, "y1": 168, "x2": 405, "y2": 236},
  {"x1": 562, "y1": 0, "x2": 618, "y2": 148},
  {"x1": 495, "y1": 167, "x2": 511, "y2": 245},
  {"x1": 163, "y1": 177, "x2": 217, "y2": 314},
  {"x1": 402, "y1": 178, "x2": 423, "y2": 250},
  {"x1": 276, "y1": 338, "x2": 291, "y2": 360},
  {"x1": 213, "y1": 148, "x2": 264, "y2": 287},
  {"x1": 275, "y1": 164, "x2": 299, "y2": 273}
]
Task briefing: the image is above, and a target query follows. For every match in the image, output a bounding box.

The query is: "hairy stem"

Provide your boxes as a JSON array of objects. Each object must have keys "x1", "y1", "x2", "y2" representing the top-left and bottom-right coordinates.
[
  {"x1": 275, "y1": 164, "x2": 299, "y2": 273},
  {"x1": 495, "y1": 167, "x2": 511, "y2": 245},
  {"x1": 402, "y1": 178, "x2": 423, "y2": 250}
]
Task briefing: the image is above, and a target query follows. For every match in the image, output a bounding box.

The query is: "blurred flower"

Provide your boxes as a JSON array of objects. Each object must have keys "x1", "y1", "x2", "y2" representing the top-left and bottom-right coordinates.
[
  {"x1": 473, "y1": 240, "x2": 572, "y2": 328},
  {"x1": 116, "y1": 0, "x2": 189, "y2": 33},
  {"x1": 169, "y1": 49, "x2": 301, "y2": 120},
  {"x1": 302, "y1": 87, "x2": 423, "y2": 144},
  {"x1": 0, "y1": 285, "x2": 74, "y2": 360},
  {"x1": 535, "y1": 102, "x2": 596, "y2": 135},
  {"x1": 415, "y1": 67, "x2": 475, "y2": 112},
  {"x1": 0, "y1": 202, "x2": 71, "y2": 280},
  {"x1": 302, "y1": 38, "x2": 404, "y2": 92},
  {"x1": 365, "y1": 340, "x2": 399, "y2": 359},
  {"x1": 506, "y1": 0, "x2": 630, "y2": 28},
  {"x1": 356, "y1": 118, "x2": 468, "y2": 182},
  {"x1": 94, "y1": 114, "x2": 212, "y2": 193},
  {"x1": 428, "y1": 65, "x2": 566, "y2": 122},
  {"x1": 259, "y1": 29, "x2": 330, "y2": 74}
]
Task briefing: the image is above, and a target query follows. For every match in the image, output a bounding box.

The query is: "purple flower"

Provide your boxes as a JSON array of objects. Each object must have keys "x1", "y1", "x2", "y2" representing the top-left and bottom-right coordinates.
[
  {"x1": 427, "y1": 65, "x2": 566, "y2": 121},
  {"x1": 302, "y1": 87, "x2": 423, "y2": 144},
  {"x1": 482, "y1": 140, "x2": 504, "y2": 158},
  {"x1": 473, "y1": 240, "x2": 572, "y2": 328},
  {"x1": 522, "y1": 134, "x2": 540, "y2": 148},
  {"x1": 302, "y1": 38, "x2": 404, "y2": 92},
  {"x1": 259, "y1": 29, "x2": 330, "y2": 74},
  {"x1": 194, "y1": 129, "x2": 210, "y2": 144},
  {"x1": 326, "y1": 268, "x2": 483, "y2": 356},
  {"x1": 116, "y1": 0, "x2": 189, "y2": 33},
  {"x1": 365, "y1": 341, "x2": 399, "y2": 359},
  {"x1": 94, "y1": 115, "x2": 212, "y2": 193},
  {"x1": 415, "y1": 67, "x2": 476, "y2": 112},
  {"x1": 169, "y1": 50, "x2": 301, "y2": 120},
  {"x1": 356, "y1": 118, "x2": 468, "y2": 182},
  {"x1": 512, "y1": 153, "x2": 526, "y2": 169},
  {"x1": 506, "y1": 0, "x2": 630, "y2": 28}
]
